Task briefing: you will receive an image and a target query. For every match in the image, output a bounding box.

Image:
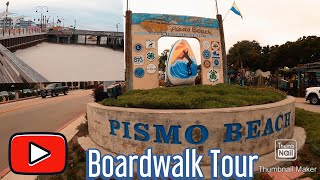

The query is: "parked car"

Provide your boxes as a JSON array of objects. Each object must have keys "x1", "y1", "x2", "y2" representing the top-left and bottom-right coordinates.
[
  {"x1": 31, "y1": 89, "x2": 40, "y2": 95},
  {"x1": 22, "y1": 89, "x2": 32, "y2": 94},
  {"x1": 41, "y1": 83, "x2": 68, "y2": 98},
  {"x1": 8, "y1": 91, "x2": 16, "y2": 100},
  {"x1": 305, "y1": 87, "x2": 320, "y2": 105},
  {"x1": 0, "y1": 91, "x2": 9, "y2": 98}
]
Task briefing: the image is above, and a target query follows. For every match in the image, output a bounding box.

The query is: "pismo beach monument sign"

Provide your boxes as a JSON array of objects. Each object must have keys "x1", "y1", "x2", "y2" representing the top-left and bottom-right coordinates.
[
  {"x1": 127, "y1": 12, "x2": 225, "y2": 89},
  {"x1": 84, "y1": 10, "x2": 305, "y2": 179}
]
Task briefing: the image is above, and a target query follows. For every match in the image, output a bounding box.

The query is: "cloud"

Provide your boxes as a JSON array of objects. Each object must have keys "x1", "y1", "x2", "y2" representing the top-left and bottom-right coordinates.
[
  {"x1": 126, "y1": 0, "x2": 320, "y2": 50},
  {"x1": 1, "y1": 0, "x2": 123, "y2": 31}
]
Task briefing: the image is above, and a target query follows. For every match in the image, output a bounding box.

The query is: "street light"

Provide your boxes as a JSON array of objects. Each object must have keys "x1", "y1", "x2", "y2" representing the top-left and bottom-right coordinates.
[
  {"x1": 116, "y1": 23, "x2": 120, "y2": 33},
  {"x1": 35, "y1": 6, "x2": 48, "y2": 30},
  {"x1": 4, "y1": 1, "x2": 9, "y2": 30}
]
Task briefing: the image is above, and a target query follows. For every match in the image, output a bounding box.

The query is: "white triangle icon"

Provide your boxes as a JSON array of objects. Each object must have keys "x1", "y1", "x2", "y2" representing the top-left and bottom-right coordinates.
[{"x1": 29, "y1": 142, "x2": 51, "y2": 166}]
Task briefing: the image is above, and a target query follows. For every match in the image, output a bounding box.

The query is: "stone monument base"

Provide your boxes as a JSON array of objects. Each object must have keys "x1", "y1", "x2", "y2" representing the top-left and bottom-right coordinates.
[{"x1": 79, "y1": 126, "x2": 306, "y2": 179}]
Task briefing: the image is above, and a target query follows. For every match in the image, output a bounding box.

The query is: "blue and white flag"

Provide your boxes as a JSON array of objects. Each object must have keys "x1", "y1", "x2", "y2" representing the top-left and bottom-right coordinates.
[{"x1": 230, "y1": 2, "x2": 243, "y2": 18}]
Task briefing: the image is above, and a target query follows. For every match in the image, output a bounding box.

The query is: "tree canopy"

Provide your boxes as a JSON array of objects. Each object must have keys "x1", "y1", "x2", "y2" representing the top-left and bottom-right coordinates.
[
  {"x1": 158, "y1": 49, "x2": 170, "y2": 71},
  {"x1": 227, "y1": 36, "x2": 320, "y2": 71}
]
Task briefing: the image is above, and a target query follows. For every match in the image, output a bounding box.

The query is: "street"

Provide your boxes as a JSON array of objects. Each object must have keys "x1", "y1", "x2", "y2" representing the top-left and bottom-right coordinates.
[
  {"x1": 295, "y1": 97, "x2": 320, "y2": 113},
  {"x1": 0, "y1": 90, "x2": 93, "y2": 173}
]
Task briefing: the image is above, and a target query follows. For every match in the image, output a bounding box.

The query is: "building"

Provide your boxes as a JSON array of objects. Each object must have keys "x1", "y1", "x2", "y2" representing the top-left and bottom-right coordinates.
[{"x1": 0, "y1": 18, "x2": 37, "y2": 29}]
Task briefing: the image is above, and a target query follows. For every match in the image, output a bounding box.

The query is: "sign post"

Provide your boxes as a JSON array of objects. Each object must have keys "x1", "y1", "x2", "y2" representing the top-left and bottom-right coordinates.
[
  {"x1": 125, "y1": 10, "x2": 133, "y2": 90},
  {"x1": 217, "y1": 14, "x2": 228, "y2": 84}
]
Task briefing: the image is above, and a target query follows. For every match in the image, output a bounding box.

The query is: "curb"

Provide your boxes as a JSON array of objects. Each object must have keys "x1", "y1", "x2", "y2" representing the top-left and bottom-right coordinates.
[{"x1": 0, "y1": 96, "x2": 38, "y2": 105}]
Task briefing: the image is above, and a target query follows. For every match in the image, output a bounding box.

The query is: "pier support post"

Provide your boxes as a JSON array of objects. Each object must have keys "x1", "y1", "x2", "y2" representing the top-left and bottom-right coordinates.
[
  {"x1": 57, "y1": 36, "x2": 59, "y2": 43},
  {"x1": 74, "y1": 35, "x2": 78, "y2": 44},
  {"x1": 68, "y1": 36, "x2": 70, "y2": 44},
  {"x1": 85, "y1": 35, "x2": 87, "y2": 45},
  {"x1": 97, "y1": 36, "x2": 101, "y2": 45}
]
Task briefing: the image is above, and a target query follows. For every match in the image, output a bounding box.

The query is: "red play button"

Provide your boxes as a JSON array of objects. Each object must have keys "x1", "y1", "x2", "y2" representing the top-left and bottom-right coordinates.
[{"x1": 9, "y1": 133, "x2": 67, "y2": 175}]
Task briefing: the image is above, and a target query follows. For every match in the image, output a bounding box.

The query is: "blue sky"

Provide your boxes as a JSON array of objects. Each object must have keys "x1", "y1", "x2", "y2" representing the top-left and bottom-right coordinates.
[{"x1": 1, "y1": 0, "x2": 123, "y2": 31}]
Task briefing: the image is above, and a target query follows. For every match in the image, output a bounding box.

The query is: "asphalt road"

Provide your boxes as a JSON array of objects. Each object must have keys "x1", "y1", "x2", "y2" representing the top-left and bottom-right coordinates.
[{"x1": 0, "y1": 90, "x2": 93, "y2": 173}]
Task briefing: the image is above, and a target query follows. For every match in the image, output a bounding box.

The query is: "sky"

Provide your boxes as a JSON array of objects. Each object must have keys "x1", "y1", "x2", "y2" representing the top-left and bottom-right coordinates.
[
  {"x1": 125, "y1": 0, "x2": 320, "y2": 54},
  {"x1": 0, "y1": 0, "x2": 123, "y2": 31}
]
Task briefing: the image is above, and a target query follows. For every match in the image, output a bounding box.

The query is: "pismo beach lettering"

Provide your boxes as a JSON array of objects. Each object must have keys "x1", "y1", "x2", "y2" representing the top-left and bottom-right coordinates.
[
  {"x1": 171, "y1": 26, "x2": 212, "y2": 35},
  {"x1": 109, "y1": 111, "x2": 291, "y2": 144}
]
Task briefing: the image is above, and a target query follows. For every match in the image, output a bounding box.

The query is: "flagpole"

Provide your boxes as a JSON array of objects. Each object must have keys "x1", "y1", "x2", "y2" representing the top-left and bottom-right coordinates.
[
  {"x1": 222, "y1": 8, "x2": 231, "y2": 22},
  {"x1": 214, "y1": 0, "x2": 219, "y2": 15},
  {"x1": 126, "y1": 0, "x2": 129, "y2": 11},
  {"x1": 214, "y1": 0, "x2": 229, "y2": 84}
]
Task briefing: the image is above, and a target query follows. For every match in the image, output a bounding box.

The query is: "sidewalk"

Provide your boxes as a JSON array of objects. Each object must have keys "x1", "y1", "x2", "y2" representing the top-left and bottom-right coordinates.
[
  {"x1": 295, "y1": 97, "x2": 320, "y2": 113},
  {"x1": 0, "y1": 114, "x2": 86, "y2": 180}
]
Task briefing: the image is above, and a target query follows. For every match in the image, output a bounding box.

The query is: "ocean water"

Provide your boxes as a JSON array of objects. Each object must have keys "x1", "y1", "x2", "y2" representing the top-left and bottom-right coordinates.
[
  {"x1": 169, "y1": 59, "x2": 197, "y2": 79},
  {"x1": 14, "y1": 42, "x2": 125, "y2": 82}
]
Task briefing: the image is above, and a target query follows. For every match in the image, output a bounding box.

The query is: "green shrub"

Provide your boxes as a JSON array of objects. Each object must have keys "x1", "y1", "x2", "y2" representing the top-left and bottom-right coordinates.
[
  {"x1": 93, "y1": 85, "x2": 108, "y2": 102},
  {"x1": 0, "y1": 96, "x2": 3, "y2": 102},
  {"x1": 101, "y1": 84, "x2": 287, "y2": 109},
  {"x1": 25, "y1": 92, "x2": 32, "y2": 97}
]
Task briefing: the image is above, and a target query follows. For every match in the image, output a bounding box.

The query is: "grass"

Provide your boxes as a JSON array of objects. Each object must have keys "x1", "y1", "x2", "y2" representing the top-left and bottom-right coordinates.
[
  {"x1": 101, "y1": 84, "x2": 287, "y2": 109},
  {"x1": 291, "y1": 108, "x2": 320, "y2": 179},
  {"x1": 254, "y1": 108, "x2": 320, "y2": 180}
]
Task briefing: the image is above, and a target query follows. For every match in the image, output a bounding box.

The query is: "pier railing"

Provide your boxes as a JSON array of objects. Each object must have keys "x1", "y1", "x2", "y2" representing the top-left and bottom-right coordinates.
[
  {"x1": 0, "y1": 27, "x2": 43, "y2": 37},
  {"x1": 0, "y1": 43, "x2": 48, "y2": 83}
]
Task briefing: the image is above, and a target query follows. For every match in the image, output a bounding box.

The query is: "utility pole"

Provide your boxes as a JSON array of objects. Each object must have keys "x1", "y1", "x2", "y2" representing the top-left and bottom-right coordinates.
[{"x1": 215, "y1": 0, "x2": 228, "y2": 84}]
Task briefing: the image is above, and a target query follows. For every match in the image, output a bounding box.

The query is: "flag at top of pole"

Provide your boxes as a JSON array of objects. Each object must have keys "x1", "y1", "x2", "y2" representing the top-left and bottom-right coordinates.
[{"x1": 230, "y1": 2, "x2": 243, "y2": 18}]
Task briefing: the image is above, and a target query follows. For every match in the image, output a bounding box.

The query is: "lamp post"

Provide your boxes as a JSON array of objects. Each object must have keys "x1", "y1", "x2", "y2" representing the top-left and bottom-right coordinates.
[
  {"x1": 4, "y1": 1, "x2": 9, "y2": 31},
  {"x1": 35, "y1": 6, "x2": 48, "y2": 31},
  {"x1": 116, "y1": 23, "x2": 120, "y2": 33}
]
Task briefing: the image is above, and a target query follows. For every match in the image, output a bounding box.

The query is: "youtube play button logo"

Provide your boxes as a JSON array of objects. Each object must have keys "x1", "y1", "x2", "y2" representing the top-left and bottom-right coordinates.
[
  {"x1": 9, "y1": 133, "x2": 67, "y2": 175},
  {"x1": 29, "y1": 142, "x2": 51, "y2": 166}
]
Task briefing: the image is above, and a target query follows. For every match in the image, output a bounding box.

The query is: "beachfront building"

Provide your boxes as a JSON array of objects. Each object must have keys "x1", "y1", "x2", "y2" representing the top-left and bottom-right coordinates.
[{"x1": 0, "y1": 19, "x2": 37, "y2": 29}]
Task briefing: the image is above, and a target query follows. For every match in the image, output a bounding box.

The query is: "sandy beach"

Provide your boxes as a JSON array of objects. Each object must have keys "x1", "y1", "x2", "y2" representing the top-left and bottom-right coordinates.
[{"x1": 14, "y1": 42, "x2": 125, "y2": 82}]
